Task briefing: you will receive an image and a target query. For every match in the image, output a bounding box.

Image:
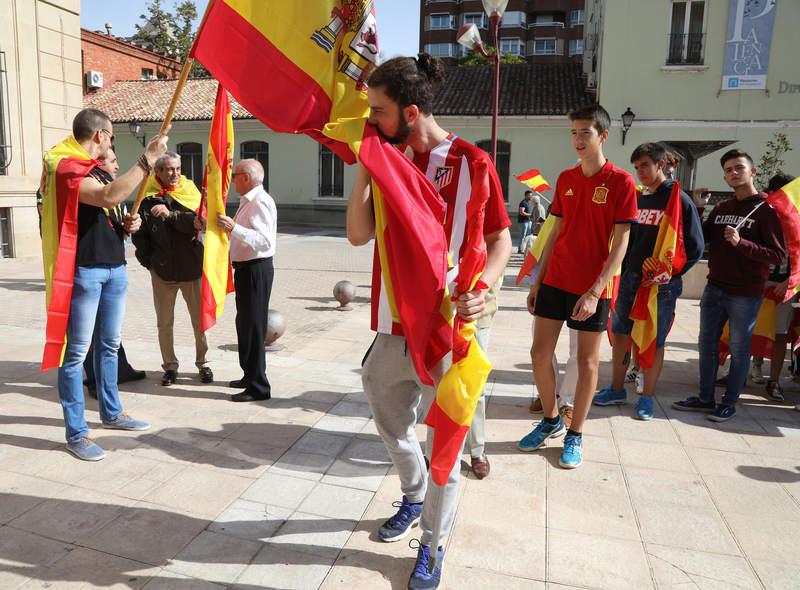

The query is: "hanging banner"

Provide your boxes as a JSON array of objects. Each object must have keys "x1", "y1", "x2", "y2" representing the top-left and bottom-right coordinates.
[{"x1": 722, "y1": 0, "x2": 777, "y2": 90}]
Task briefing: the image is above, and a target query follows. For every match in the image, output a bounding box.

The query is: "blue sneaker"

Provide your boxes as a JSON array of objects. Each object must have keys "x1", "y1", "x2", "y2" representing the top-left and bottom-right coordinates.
[
  {"x1": 635, "y1": 396, "x2": 654, "y2": 421},
  {"x1": 408, "y1": 542, "x2": 443, "y2": 590},
  {"x1": 66, "y1": 436, "x2": 105, "y2": 461},
  {"x1": 707, "y1": 404, "x2": 736, "y2": 422},
  {"x1": 518, "y1": 417, "x2": 565, "y2": 452},
  {"x1": 102, "y1": 413, "x2": 150, "y2": 431},
  {"x1": 593, "y1": 385, "x2": 627, "y2": 406},
  {"x1": 559, "y1": 432, "x2": 583, "y2": 469},
  {"x1": 379, "y1": 496, "x2": 423, "y2": 542}
]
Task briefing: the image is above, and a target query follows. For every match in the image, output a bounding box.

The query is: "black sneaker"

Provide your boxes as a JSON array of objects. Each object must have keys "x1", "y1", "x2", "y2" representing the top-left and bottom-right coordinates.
[
  {"x1": 199, "y1": 367, "x2": 214, "y2": 384},
  {"x1": 161, "y1": 370, "x2": 177, "y2": 386},
  {"x1": 378, "y1": 496, "x2": 423, "y2": 542},
  {"x1": 672, "y1": 396, "x2": 716, "y2": 412},
  {"x1": 707, "y1": 404, "x2": 736, "y2": 422},
  {"x1": 766, "y1": 380, "x2": 785, "y2": 401}
]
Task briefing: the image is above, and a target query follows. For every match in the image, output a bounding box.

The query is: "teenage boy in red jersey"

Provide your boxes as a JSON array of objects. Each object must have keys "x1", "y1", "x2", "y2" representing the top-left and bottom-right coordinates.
[{"x1": 518, "y1": 104, "x2": 638, "y2": 469}]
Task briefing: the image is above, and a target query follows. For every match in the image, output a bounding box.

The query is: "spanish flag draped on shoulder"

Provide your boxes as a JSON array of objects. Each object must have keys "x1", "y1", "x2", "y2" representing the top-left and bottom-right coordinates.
[
  {"x1": 199, "y1": 84, "x2": 235, "y2": 332},
  {"x1": 40, "y1": 137, "x2": 99, "y2": 370},
  {"x1": 142, "y1": 174, "x2": 202, "y2": 211},
  {"x1": 629, "y1": 181, "x2": 687, "y2": 369},
  {"x1": 191, "y1": 0, "x2": 492, "y2": 485}
]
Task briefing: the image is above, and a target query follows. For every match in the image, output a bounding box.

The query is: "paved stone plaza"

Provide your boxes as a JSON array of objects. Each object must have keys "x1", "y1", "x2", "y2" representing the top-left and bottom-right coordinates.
[{"x1": 1, "y1": 230, "x2": 800, "y2": 589}]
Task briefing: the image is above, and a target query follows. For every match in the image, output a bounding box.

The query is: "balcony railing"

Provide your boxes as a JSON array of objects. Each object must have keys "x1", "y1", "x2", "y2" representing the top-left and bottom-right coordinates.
[
  {"x1": 666, "y1": 32, "x2": 705, "y2": 65},
  {"x1": 531, "y1": 21, "x2": 565, "y2": 29}
]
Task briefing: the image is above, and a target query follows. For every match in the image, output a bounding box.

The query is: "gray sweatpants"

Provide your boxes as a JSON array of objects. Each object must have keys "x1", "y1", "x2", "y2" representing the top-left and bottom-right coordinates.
[{"x1": 362, "y1": 332, "x2": 462, "y2": 547}]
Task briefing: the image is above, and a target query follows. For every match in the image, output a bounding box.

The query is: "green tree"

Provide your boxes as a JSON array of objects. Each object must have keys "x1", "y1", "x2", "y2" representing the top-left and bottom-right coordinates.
[
  {"x1": 756, "y1": 132, "x2": 793, "y2": 191},
  {"x1": 459, "y1": 46, "x2": 526, "y2": 66},
  {"x1": 133, "y1": 0, "x2": 210, "y2": 77}
]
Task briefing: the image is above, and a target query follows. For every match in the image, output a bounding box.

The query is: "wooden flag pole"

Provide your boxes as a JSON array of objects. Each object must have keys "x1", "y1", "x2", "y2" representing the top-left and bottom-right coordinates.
[
  {"x1": 130, "y1": 57, "x2": 194, "y2": 217},
  {"x1": 130, "y1": 0, "x2": 216, "y2": 216}
]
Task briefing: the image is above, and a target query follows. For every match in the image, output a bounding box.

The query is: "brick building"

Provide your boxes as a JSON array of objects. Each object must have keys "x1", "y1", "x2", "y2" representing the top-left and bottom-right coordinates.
[
  {"x1": 419, "y1": 0, "x2": 585, "y2": 64},
  {"x1": 81, "y1": 27, "x2": 182, "y2": 95}
]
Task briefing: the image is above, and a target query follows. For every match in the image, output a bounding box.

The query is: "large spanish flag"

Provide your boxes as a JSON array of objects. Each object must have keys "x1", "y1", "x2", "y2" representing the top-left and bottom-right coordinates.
[
  {"x1": 199, "y1": 84, "x2": 235, "y2": 332},
  {"x1": 40, "y1": 137, "x2": 99, "y2": 370},
  {"x1": 629, "y1": 182, "x2": 686, "y2": 369},
  {"x1": 767, "y1": 177, "x2": 800, "y2": 298},
  {"x1": 191, "y1": 1, "x2": 491, "y2": 486}
]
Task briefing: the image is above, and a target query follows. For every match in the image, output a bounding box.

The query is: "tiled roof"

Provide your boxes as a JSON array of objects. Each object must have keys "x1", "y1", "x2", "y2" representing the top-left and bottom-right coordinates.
[
  {"x1": 85, "y1": 63, "x2": 592, "y2": 122},
  {"x1": 434, "y1": 63, "x2": 593, "y2": 117}
]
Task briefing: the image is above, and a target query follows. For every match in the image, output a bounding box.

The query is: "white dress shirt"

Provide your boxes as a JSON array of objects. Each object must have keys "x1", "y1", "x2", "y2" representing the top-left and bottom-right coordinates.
[{"x1": 230, "y1": 185, "x2": 277, "y2": 262}]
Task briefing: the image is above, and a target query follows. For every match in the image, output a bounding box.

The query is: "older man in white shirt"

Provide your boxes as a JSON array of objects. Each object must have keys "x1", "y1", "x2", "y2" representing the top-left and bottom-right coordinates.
[{"x1": 217, "y1": 159, "x2": 277, "y2": 402}]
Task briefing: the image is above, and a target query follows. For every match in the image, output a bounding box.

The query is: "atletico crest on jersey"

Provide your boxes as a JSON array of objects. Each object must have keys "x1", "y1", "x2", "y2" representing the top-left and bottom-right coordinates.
[
  {"x1": 592, "y1": 186, "x2": 609, "y2": 204},
  {"x1": 434, "y1": 165, "x2": 454, "y2": 190}
]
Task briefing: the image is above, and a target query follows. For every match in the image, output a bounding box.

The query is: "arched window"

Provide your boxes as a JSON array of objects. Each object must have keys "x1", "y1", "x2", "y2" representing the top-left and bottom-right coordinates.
[
  {"x1": 319, "y1": 145, "x2": 344, "y2": 197},
  {"x1": 477, "y1": 139, "x2": 511, "y2": 202},
  {"x1": 176, "y1": 142, "x2": 203, "y2": 187},
  {"x1": 240, "y1": 140, "x2": 269, "y2": 190}
]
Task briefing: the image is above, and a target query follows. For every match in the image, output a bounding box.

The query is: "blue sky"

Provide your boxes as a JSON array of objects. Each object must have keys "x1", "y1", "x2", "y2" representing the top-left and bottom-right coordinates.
[{"x1": 81, "y1": 1, "x2": 421, "y2": 60}]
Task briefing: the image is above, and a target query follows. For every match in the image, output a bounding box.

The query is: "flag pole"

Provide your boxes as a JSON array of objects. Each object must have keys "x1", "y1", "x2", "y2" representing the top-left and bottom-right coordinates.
[{"x1": 130, "y1": 0, "x2": 216, "y2": 216}]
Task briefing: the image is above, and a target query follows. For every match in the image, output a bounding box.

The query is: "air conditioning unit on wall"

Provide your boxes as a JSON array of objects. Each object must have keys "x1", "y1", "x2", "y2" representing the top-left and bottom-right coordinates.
[{"x1": 86, "y1": 70, "x2": 103, "y2": 89}]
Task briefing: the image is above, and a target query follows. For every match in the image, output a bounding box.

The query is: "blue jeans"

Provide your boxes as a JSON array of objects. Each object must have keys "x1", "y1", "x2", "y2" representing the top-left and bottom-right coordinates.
[
  {"x1": 57, "y1": 264, "x2": 127, "y2": 442},
  {"x1": 518, "y1": 220, "x2": 532, "y2": 251},
  {"x1": 698, "y1": 283, "x2": 762, "y2": 406},
  {"x1": 612, "y1": 272, "x2": 683, "y2": 347}
]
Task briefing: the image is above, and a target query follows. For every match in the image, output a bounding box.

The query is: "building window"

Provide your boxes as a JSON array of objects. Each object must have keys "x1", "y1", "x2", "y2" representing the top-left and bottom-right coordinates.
[
  {"x1": 0, "y1": 208, "x2": 12, "y2": 258},
  {"x1": 499, "y1": 38, "x2": 523, "y2": 56},
  {"x1": 667, "y1": 0, "x2": 705, "y2": 65},
  {"x1": 532, "y1": 14, "x2": 565, "y2": 28},
  {"x1": 141, "y1": 68, "x2": 155, "y2": 80},
  {"x1": 477, "y1": 140, "x2": 511, "y2": 202},
  {"x1": 240, "y1": 140, "x2": 269, "y2": 191},
  {"x1": 424, "y1": 43, "x2": 456, "y2": 58},
  {"x1": 500, "y1": 11, "x2": 526, "y2": 28},
  {"x1": 177, "y1": 142, "x2": 203, "y2": 187},
  {"x1": 0, "y1": 51, "x2": 11, "y2": 176},
  {"x1": 319, "y1": 145, "x2": 343, "y2": 197},
  {"x1": 463, "y1": 13, "x2": 487, "y2": 29},
  {"x1": 428, "y1": 14, "x2": 456, "y2": 30},
  {"x1": 569, "y1": 39, "x2": 584, "y2": 56},
  {"x1": 530, "y1": 38, "x2": 562, "y2": 56},
  {"x1": 569, "y1": 9, "x2": 585, "y2": 27}
]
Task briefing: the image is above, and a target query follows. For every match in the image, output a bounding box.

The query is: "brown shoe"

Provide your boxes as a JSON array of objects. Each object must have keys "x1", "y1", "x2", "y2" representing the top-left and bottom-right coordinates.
[
  {"x1": 161, "y1": 370, "x2": 177, "y2": 386},
  {"x1": 529, "y1": 398, "x2": 543, "y2": 413},
  {"x1": 471, "y1": 455, "x2": 490, "y2": 480},
  {"x1": 559, "y1": 405, "x2": 574, "y2": 429}
]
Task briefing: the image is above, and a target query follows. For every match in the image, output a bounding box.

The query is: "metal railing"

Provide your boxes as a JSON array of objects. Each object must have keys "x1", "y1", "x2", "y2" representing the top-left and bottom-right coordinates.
[{"x1": 666, "y1": 32, "x2": 705, "y2": 65}]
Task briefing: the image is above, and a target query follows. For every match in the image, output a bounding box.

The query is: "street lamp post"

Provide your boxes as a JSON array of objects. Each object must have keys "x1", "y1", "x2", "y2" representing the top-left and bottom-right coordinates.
[
  {"x1": 128, "y1": 120, "x2": 146, "y2": 147},
  {"x1": 621, "y1": 107, "x2": 636, "y2": 145},
  {"x1": 457, "y1": 0, "x2": 509, "y2": 163}
]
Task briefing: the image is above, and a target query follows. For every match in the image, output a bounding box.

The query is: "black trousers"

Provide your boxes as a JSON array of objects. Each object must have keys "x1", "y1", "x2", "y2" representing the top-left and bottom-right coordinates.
[{"x1": 233, "y1": 257, "x2": 274, "y2": 398}]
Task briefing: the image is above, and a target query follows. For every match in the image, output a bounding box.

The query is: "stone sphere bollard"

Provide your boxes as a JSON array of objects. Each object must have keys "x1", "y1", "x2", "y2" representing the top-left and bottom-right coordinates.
[
  {"x1": 333, "y1": 280, "x2": 356, "y2": 311},
  {"x1": 264, "y1": 309, "x2": 286, "y2": 349}
]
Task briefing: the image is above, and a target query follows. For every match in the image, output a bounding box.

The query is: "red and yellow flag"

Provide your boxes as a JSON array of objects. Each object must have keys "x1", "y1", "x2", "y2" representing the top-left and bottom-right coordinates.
[
  {"x1": 515, "y1": 168, "x2": 552, "y2": 192},
  {"x1": 40, "y1": 137, "x2": 99, "y2": 370},
  {"x1": 629, "y1": 182, "x2": 686, "y2": 369},
  {"x1": 199, "y1": 84, "x2": 235, "y2": 332},
  {"x1": 192, "y1": 1, "x2": 492, "y2": 485},
  {"x1": 516, "y1": 215, "x2": 555, "y2": 285},
  {"x1": 767, "y1": 177, "x2": 800, "y2": 298}
]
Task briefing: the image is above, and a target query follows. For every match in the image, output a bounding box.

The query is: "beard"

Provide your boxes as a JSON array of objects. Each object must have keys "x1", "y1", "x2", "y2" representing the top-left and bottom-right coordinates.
[{"x1": 377, "y1": 111, "x2": 412, "y2": 145}]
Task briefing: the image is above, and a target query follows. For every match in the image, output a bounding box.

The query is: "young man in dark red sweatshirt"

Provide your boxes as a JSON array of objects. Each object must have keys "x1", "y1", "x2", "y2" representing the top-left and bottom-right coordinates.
[{"x1": 673, "y1": 149, "x2": 785, "y2": 422}]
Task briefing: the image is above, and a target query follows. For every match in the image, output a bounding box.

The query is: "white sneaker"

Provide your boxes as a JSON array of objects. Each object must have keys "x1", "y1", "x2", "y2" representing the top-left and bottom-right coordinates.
[{"x1": 625, "y1": 367, "x2": 639, "y2": 383}]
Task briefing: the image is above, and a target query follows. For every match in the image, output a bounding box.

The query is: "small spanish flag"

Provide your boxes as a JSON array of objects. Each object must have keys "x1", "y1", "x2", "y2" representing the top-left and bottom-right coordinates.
[{"x1": 515, "y1": 168, "x2": 552, "y2": 192}]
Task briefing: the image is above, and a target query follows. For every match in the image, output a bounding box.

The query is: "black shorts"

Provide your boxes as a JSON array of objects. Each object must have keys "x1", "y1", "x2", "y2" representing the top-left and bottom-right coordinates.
[{"x1": 534, "y1": 283, "x2": 611, "y2": 333}]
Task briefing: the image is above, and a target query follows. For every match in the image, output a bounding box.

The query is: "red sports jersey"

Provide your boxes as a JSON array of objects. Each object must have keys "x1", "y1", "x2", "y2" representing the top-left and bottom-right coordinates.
[
  {"x1": 544, "y1": 160, "x2": 638, "y2": 296},
  {"x1": 371, "y1": 134, "x2": 511, "y2": 334}
]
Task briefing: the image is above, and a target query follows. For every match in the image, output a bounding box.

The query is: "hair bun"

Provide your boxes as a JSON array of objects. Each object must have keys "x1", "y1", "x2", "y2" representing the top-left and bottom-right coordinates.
[{"x1": 416, "y1": 52, "x2": 446, "y2": 87}]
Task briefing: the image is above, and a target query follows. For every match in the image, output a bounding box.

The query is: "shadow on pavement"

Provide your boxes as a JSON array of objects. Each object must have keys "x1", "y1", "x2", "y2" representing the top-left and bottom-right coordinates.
[{"x1": 0, "y1": 491, "x2": 399, "y2": 588}]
